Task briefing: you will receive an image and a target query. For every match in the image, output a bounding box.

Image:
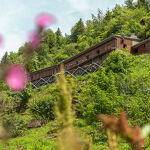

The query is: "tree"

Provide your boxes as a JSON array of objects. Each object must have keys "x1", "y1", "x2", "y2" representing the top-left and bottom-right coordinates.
[
  {"x1": 125, "y1": 0, "x2": 134, "y2": 9},
  {"x1": 71, "y1": 18, "x2": 85, "y2": 43},
  {"x1": 91, "y1": 9, "x2": 105, "y2": 38},
  {"x1": 144, "y1": 0, "x2": 150, "y2": 10},
  {"x1": 138, "y1": 0, "x2": 146, "y2": 7},
  {"x1": 92, "y1": 9, "x2": 103, "y2": 23},
  {"x1": 1, "y1": 52, "x2": 9, "y2": 64},
  {"x1": 36, "y1": 43, "x2": 50, "y2": 68},
  {"x1": 42, "y1": 29, "x2": 56, "y2": 49},
  {"x1": 9, "y1": 52, "x2": 22, "y2": 64},
  {"x1": 104, "y1": 9, "x2": 112, "y2": 22},
  {"x1": 62, "y1": 43, "x2": 79, "y2": 56},
  {"x1": 55, "y1": 28, "x2": 63, "y2": 47}
]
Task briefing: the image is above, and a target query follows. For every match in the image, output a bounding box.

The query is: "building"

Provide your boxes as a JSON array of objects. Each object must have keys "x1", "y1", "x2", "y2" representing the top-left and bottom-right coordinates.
[
  {"x1": 30, "y1": 35, "x2": 150, "y2": 88},
  {"x1": 62, "y1": 35, "x2": 140, "y2": 71},
  {"x1": 131, "y1": 38, "x2": 150, "y2": 55}
]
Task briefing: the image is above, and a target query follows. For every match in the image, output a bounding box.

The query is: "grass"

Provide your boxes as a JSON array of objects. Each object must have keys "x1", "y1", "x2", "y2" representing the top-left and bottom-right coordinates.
[
  {"x1": 1, "y1": 53, "x2": 150, "y2": 149},
  {"x1": 0, "y1": 120, "x2": 57, "y2": 150},
  {"x1": 0, "y1": 116, "x2": 132, "y2": 150}
]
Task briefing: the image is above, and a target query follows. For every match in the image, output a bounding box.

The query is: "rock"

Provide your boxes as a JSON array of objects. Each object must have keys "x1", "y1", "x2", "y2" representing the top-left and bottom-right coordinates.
[
  {"x1": 47, "y1": 128, "x2": 57, "y2": 134},
  {"x1": 50, "y1": 123, "x2": 57, "y2": 127},
  {"x1": 27, "y1": 119, "x2": 46, "y2": 128},
  {"x1": 48, "y1": 134, "x2": 57, "y2": 139}
]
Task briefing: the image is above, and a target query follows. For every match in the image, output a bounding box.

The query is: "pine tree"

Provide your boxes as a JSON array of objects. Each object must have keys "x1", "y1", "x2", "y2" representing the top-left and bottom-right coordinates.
[
  {"x1": 138, "y1": 0, "x2": 145, "y2": 7},
  {"x1": 71, "y1": 18, "x2": 85, "y2": 43},
  {"x1": 42, "y1": 29, "x2": 57, "y2": 49},
  {"x1": 1, "y1": 52, "x2": 9, "y2": 64},
  {"x1": 55, "y1": 28, "x2": 63, "y2": 46},
  {"x1": 125, "y1": 0, "x2": 134, "y2": 9}
]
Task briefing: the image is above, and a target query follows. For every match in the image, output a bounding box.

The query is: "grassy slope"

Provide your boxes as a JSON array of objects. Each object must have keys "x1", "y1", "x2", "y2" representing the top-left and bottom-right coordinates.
[{"x1": 0, "y1": 53, "x2": 150, "y2": 150}]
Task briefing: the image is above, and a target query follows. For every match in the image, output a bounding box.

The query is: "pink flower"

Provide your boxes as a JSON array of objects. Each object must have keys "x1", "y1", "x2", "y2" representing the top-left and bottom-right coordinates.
[
  {"x1": 28, "y1": 31, "x2": 40, "y2": 49},
  {"x1": 35, "y1": 13, "x2": 56, "y2": 28},
  {"x1": 6, "y1": 65, "x2": 28, "y2": 91},
  {"x1": 0, "y1": 35, "x2": 3, "y2": 47}
]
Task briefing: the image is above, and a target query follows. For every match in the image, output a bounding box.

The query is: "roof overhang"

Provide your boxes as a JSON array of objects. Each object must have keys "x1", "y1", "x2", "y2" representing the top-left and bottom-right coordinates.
[{"x1": 132, "y1": 38, "x2": 150, "y2": 49}]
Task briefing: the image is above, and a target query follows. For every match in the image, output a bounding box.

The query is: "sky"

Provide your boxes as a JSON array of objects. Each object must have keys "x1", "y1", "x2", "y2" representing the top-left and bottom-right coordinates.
[{"x1": 0, "y1": 0, "x2": 135, "y2": 59}]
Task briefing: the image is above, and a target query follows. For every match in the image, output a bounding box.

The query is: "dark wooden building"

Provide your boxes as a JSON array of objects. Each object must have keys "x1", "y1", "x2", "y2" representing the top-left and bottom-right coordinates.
[
  {"x1": 131, "y1": 38, "x2": 150, "y2": 55},
  {"x1": 30, "y1": 35, "x2": 142, "y2": 85}
]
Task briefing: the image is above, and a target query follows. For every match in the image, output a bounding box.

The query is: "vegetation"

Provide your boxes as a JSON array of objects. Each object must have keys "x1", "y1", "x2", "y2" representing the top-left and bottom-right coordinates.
[
  {"x1": 1, "y1": 0, "x2": 150, "y2": 72},
  {"x1": 77, "y1": 51, "x2": 150, "y2": 126},
  {"x1": 29, "y1": 94, "x2": 55, "y2": 121},
  {"x1": 0, "y1": 51, "x2": 150, "y2": 149},
  {"x1": 0, "y1": 0, "x2": 150, "y2": 149}
]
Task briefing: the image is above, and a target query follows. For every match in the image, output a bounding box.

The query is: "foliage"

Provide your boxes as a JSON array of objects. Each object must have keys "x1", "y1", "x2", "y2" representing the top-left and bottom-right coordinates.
[
  {"x1": 29, "y1": 94, "x2": 55, "y2": 120},
  {"x1": 0, "y1": 0, "x2": 150, "y2": 149},
  {"x1": 1, "y1": 52, "x2": 9, "y2": 64},
  {"x1": 1, "y1": 0, "x2": 150, "y2": 71},
  {"x1": 42, "y1": 29, "x2": 57, "y2": 49},
  {"x1": 55, "y1": 28, "x2": 64, "y2": 47},
  {"x1": 0, "y1": 91, "x2": 14, "y2": 115},
  {"x1": 55, "y1": 66, "x2": 91, "y2": 150},
  {"x1": 71, "y1": 18, "x2": 85, "y2": 43},
  {"x1": 0, "y1": 84, "x2": 32, "y2": 114},
  {"x1": 77, "y1": 51, "x2": 150, "y2": 126},
  {"x1": 2, "y1": 114, "x2": 26, "y2": 138},
  {"x1": 7, "y1": 85, "x2": 32, "y2": 112},
  {"x1": 125, "y1": 0, "x2": 134, "y2": 9}
]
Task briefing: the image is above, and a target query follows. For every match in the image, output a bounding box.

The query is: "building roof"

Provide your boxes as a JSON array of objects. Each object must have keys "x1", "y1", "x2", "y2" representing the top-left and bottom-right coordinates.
[
  {"x1": 63, "y1": 35, "x2": 140, "y2": 64},
  {"x1": 132, "y1": 37, "x2": 150, "y2": 49},
  {"x1": 30, "y1": 35, "x2": 141, "y2": 75}
]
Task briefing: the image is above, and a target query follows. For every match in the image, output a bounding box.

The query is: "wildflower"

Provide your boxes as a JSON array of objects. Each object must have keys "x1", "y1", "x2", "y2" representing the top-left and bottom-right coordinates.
[
  {"x1": 6, "y1": 64, "x2": 27, "y2": 91},
  {"x1": 0, "y1": 35, "x2": 3, "y2": 47},
  {"x1": 35, "y1": 13, "x2": 56, "y2": 28},
  {"x1": 97, "y1": 112, "x2": 145, "y2": 150}
]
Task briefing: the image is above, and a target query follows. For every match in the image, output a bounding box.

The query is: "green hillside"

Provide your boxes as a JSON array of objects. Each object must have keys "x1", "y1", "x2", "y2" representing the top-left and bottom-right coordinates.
[
  {"x1": 0, "y1": 51, "x2": 150, "y2": 149},
  {"x1": 0, "y1": 0, "x2": 150, "y2": 149}
]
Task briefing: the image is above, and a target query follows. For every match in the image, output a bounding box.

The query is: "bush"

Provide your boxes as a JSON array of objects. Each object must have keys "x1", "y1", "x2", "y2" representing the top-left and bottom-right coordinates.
[
  {"x1": 29, "y1": 94, "x2": 55, "y2": 121},
  {"x1": 0, "y1": 92, "x2": 14, "y2": 115},
  {"x1": 2, "y1": 114, "x2": 26, "y2": 138},
  {"x1": 77, "y1": 51, "x2": 150, "y2": 126},
  {"x1": 7, "y1": 85, "x2": 32, "y2": 112},
  {"x1": 104, "y1": 50, "x2": 134, "y2": 74}
]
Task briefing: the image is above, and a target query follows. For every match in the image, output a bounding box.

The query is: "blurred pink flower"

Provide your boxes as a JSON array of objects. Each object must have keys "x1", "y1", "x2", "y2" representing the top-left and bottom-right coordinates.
[
  {"x1": 28, "y1": 31, "x2": 40, "y2": 49},
  {"x1": 35, "y1": 13, "x2": 56, "y2": 28},
  {"x1": 0, "y1": 35, "x2": 3, "y2": 47},
  {"x1": 6, "y1": 65, "x2": 27, "y2": 91}
]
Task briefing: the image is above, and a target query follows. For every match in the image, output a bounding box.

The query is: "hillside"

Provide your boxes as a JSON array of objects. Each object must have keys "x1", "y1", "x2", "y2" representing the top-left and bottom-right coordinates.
[
  {"x1": 0, "y1": 51, "x2": 150, "y2": 149},
  {"x1": 0, "y1": 0, "x2": 150, "y2": 149}
]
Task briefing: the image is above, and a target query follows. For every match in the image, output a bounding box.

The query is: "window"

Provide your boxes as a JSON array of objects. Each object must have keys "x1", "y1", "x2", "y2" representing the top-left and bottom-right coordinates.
[
  {"x1": 134, "y1": 49, "x2": 138, "y2": 53},
  {"x1": 86, "y1": 55, "x2": 89, "y2": 60},
  {"x1": 123, "y1": 44, "x2": 127, "y2": 48},
  {"x1": 96, "y1": 50, "x2": 100, "y2": 54},
  {"x1": 121, "y1": 39, "x2": 124, "y2": 44}
]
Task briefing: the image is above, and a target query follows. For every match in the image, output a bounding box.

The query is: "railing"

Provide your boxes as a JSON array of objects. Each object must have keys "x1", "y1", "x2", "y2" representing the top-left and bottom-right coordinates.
[{"x1": 31, "y1": 58, "x2": 108, "y2": 89}]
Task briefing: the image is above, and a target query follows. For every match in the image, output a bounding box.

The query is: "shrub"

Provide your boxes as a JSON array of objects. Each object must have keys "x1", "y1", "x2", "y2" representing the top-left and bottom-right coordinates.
[
  {"x1": 2, "y1": 114, "x2": 26, "y2": 138},
  {"x1": 77, "y1": 51, "x2": 150, "y2": 126},
  {"x1": 104, "y1": 50, "x2": 134, "y2": 74},
  {"x1": 29, "y1": 94, "x2": 55, "y2": 120},
  {"x1": 7, "y1": 85, "x2": 32, "y2": 112},
  {"x1": 0, "y1": 91, "x2": 14, "y2": 115}
]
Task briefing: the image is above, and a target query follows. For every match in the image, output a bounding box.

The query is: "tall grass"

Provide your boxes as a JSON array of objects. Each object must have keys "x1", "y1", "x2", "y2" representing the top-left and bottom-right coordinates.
[{"x1": 55, "y1": 65, "x2": 91, "y2": 150}]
